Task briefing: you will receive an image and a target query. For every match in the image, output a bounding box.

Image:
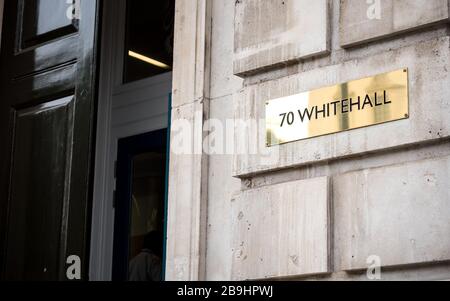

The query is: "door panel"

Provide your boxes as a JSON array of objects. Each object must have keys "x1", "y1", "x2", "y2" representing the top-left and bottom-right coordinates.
[
  {"x1": 0, "y1": 0, "x2": 99, "y2": 280},
  {"x1": 12, "y1": 37, "x2": 79, "y2": 79},
  {"x1": 5, "y1": 97, "x2": 73, "y2": 280},
  {"x1": 11, "y1": 64, "x2": 76, "y2": 106}
]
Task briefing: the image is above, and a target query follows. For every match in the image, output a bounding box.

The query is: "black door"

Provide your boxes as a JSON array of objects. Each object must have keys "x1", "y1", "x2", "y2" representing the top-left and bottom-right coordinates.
[
  {"x1": 112, "y1": 130, "x2": 168, "y2": 281},
  {"x1": 0, "y1": 0, "x2": 99, "y2": 280}
]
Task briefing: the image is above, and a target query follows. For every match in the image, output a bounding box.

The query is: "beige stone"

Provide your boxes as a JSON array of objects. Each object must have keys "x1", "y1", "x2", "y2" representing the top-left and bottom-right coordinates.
[
  {"x1": 205, "y1": 96, "x2": 242, "y2": 280},
  {"x1": 340, "y1": 0, "x2": 450, "y2": 47},
  {"x1": 166, "y1": 101, "x2": 206, "y2": 281},
  {"x1": 234, "y1": 0, "x2": 329, "y2": 75},
  {"x1": 231, "y1": 177, "x2": 330, "y2": 280},
  {"x1": 210, "y1": 0, "x2": 243, "y2": 99},
  {"x1": 167, "y1": 0, "x2": 450, "y2": 282},
  {"x1": 172, "y1": 0, "x2": 210, "y2": 108},
  {"x1": 335, "y1": 156, "x2": 450, "y2": 271}
]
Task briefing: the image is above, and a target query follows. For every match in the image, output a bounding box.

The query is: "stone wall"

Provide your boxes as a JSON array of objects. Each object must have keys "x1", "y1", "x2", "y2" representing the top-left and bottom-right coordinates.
[{"x1": 202, "y1": 0, "x2": 450, "y2": 281}]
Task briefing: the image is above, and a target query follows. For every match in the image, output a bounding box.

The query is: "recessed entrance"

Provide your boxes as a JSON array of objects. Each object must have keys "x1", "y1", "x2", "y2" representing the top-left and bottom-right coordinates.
[
  {"x1": 90, "y1": 0, "x2": 175, "y2": 281},
  {"x1": 113, "y1": 130, "x2": 168, "y2": 281}
]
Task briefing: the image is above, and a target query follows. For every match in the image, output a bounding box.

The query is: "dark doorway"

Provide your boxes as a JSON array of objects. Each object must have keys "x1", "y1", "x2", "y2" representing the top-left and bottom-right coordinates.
[{"x1": 112, "y1": 130, "x2": 169, "y2": 281}]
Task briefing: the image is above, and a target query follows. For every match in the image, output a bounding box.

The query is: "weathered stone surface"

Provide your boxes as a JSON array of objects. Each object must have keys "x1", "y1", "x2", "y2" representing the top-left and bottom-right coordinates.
[
  {"x1": 166, "y1": 0, "x2": 211, "y2": 281},
  {"x1": 205, "y1": 96, "x2": 242, "y2": 280},
  {"x1": 210, "y1": 0, "x2": 243, "y2": 99},
  {"x1": 231, "y1": 177, "x2": 330, "y2": 280},
  {"x1": 234, "y1": 36, "x2": 450, "y2": 177},
  {"x1": 172, "y1": 0, "x2": 209, "y2": 108},
  {"x1": 335, "y1": 155, "x2": 450, "y2": 270},
  {"x1": 166, "y1": 101, "x2": 205, "y2": 281},
  {"x1": 169, "y1": 0, "x2": 450, "y2": 282},
  {"x1": 234, "y1": 0, "x2": 329, "y2": 76},
  {"x1": 340, "y1": 0, "x2": 450, "y2": 47}
]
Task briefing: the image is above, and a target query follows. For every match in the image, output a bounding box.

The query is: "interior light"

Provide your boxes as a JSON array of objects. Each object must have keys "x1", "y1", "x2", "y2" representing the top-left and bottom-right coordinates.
[{"x1": 128, "y1": 51, "x2": 171, "y2": 70}]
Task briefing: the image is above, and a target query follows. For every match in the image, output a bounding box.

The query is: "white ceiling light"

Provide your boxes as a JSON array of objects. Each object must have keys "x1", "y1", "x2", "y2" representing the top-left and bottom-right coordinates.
[{"x1": 128, "y1": 51, "x2": 171, "y2": 70}]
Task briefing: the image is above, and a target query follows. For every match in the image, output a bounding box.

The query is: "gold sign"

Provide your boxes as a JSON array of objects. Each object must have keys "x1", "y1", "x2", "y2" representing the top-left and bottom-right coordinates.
[{"x1": 266, "y1": 69, "x2": 409, "y2": 146}]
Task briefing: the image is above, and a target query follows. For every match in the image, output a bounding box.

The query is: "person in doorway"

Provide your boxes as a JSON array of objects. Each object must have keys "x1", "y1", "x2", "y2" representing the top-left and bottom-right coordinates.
[{"x1": 128, "y1": 231, "x2": 163, "y2": 281}]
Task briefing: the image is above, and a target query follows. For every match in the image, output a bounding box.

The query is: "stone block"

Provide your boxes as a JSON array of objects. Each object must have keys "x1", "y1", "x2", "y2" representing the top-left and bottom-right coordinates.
[
  {"x1": 231, "y1": 177, "x2": 330, "y2": 280},
  {"x1": 340, "y1": 0, "x2": 450, "y2": 47},
  {"x1": 335, "y1": 156, "x2": 450, "y2": 270},
  {"x1": 234, "y1": 0, "x2": 329, "y2": 75}
]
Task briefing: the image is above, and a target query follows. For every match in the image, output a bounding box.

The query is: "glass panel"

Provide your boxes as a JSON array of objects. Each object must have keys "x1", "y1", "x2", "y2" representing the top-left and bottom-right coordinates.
[
  {"x1": 128, "y1": 151, "x2": 166, "y2": 281},
  {"x1": 123, "y1": 0, "x2": 175, "y2": 83},
  {"x1": 21, "y1": 0, "x2": 78, "y2": 48},
  {"x1": 22, "y1": 0, "x2": 73, "y2": 37}
]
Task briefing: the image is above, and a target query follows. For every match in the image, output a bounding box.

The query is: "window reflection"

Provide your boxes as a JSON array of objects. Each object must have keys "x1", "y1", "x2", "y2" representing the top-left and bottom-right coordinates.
[
  {"x1": 123, "y1": 0, "x2": 175, "y2": 83},
  {"x1": 128, "y1": 152, "x2": 166, "y2": 281}
]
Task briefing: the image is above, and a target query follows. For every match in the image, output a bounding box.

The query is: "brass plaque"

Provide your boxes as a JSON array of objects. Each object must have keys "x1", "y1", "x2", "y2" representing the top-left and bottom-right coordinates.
[{"x1": 266, "y1": 69, "x2": 409, "y2": 146}]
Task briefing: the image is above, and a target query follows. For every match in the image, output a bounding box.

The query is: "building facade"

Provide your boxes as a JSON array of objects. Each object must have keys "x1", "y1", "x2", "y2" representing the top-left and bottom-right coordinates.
[
  {"x1": 165, "y1": 0, "x2": 450, "y2": 281},
  {"x1": 0, "y1": 0, "x2": 449, "y2": 281}
]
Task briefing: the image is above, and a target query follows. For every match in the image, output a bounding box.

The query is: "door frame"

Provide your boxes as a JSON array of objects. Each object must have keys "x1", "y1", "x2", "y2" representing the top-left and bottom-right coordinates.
[
  {"x1": 89, "y1": 0, "x2": 172, "y2": 280},
  {"x1": 90, "y1": 0, "x2": 212, "y2": 281}
]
